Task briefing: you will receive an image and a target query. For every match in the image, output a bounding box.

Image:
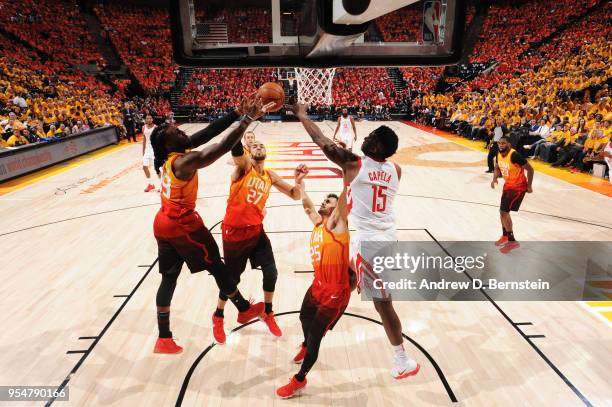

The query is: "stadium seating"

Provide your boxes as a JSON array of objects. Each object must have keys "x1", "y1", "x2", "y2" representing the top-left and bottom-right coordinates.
[
  {"x1": 94, "y1": 4, "x2": 177, "y2": 93},
  {"x1": 0, "y1": 0, "x2": 105, "y2": 67}
]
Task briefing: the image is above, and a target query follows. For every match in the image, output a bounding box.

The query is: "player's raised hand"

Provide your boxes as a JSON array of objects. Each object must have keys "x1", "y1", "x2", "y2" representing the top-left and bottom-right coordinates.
[
  {"x1": 287, "y1": 102, "x2": 308, "y2": 118},
  {"x1": 242, "y1": 94, "x2": 275, "y2": 120},
  {"x1": 294, "y1": 164, "x2": 309, "y2": 183}
]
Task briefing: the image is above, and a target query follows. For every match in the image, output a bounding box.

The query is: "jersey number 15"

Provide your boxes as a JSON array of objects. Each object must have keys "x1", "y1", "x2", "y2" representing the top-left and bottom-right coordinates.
[{"x1": 371, "y1": 185, "x2": 387, "y2": 212}]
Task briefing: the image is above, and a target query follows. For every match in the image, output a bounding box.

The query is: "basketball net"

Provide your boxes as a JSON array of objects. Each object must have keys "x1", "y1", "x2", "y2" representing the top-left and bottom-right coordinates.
[{"x1": 295, "y1": 67, "x2": 336, "y2": 106}]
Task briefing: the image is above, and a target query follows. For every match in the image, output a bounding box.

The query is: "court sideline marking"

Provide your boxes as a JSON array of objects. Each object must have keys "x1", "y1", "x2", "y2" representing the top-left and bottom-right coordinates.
[
  {"x1": 174, "y1": 311, "x2": 458, "y2": 406},
  {"x1": 3, "y1": 192, "x2": 610, "y2": 238},
  {"x1": 45, "y1": 259, "x2": 159, "y2": 406},
  {"x1": 402, "y1": 121, "x2": 612, "y2": 197},
  {"x1": 425, "y1": 229, "x2": 593, "y2": 407},
  {"x1": 0, "y1": 140, "x2": 138, "y2": 197}
]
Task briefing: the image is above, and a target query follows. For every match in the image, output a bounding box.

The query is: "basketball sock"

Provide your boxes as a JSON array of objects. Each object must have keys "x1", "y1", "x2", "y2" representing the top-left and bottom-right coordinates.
[
  {"x1": 157, "y1": 311, "x2": 172, "y2": 338},
  {"x1": 507, "y1": 231, "x2": 515, "y2": 242},
  {"x1": 294, "y1": 372, "x2": 306, "y2": 382},
  {"x1": 229, "y1": 291, "x2": 250, "y2": 312},
  {"x1": 265, "y1": 302, "x2": 273, "y2": 314},
  {"x1": 502, "y1": 228, "x2": 508, "y2": 236},
  {"x1": 392, "y1": 343, "x2": 407, "y2": 359},
  {"x1": 214, "y1": 308, "x2": 224, "y2": 318}
]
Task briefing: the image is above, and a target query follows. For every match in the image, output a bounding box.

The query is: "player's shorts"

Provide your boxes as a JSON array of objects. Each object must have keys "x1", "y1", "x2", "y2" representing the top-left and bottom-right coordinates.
[
  {"x1": 143, "y1": 154, "x2": 155, "y2": 167},
  {"x1": 222, "y1": 223, "x2": 275, "y2": 279},
  {"x1": 300, "y1": 281, "x2": 350, "y2": 338},
  {"x1": 500, "y1": 187, "x2": 527, "y2": 212},
  {"x1": 154, "y1": 209, "x2": 222, "y2": 275},
  {"x1": 350, "y1": 229, "x2": 398, "y2": 301}
]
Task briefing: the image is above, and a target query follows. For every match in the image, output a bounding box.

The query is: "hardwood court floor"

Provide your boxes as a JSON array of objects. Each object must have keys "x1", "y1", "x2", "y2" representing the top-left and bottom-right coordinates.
[{"x1": 0, "y1": 121, "x2": 610, "y2": 407}]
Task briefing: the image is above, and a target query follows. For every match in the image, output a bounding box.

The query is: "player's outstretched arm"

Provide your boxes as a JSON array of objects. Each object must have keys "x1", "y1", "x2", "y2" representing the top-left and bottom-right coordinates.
[
  {"x1": 288, "y1": 103, "x2": 359, "y2": 170},
  {"x1": 298, "y1": 168, "x2": 322, "y2": 225},
  {"x1": 175, "y1": 98, "x2": 271, "y2": 177},
  {"x1": 268, "y1": 164, "x2": 308, "y2": 200},
  {"x1": 329, "y1": 186, "x2": 348, "y2": 232},
  {"x1": 188, "y1": 98, "x2": 251, "y2": 148}
]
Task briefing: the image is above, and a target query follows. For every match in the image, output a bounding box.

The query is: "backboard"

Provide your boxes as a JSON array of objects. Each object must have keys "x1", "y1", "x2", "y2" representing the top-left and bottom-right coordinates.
[{"x1": 170, "y1": 0, "x2": 466, "y2": 68}]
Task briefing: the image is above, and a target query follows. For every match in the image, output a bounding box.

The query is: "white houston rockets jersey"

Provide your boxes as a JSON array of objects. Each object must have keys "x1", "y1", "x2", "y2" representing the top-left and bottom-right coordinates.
[
  {"x1": 339, "y1": 116, "x2": 354, "y2": 147},
  {"x1": 143, "y1": 124, "x2": 156, "y2": 156},
  {"x1": 347, "y1": 156, "x2": 399, "y2": 232},
  {"x1": 339, "y1": 116, "x2": 352, "y2": 134}
]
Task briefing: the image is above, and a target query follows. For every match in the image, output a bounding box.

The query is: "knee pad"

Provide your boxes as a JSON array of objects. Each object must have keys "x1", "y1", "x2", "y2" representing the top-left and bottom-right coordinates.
[
  {"x1": 156, "y1": 273, "x2": 179, "y2": 307},
  {"x1": 209, "y1": 260, "x2": 237, "y2": 298},
  {"x1": 261, "y1": 263, "x2": 278, "y2": 292}
]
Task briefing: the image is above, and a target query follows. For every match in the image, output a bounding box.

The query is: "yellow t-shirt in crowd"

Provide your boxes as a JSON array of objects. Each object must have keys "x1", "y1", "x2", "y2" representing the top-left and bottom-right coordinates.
[{"x1": 7, "y1": 135, "x2": 28, "y2": 146}]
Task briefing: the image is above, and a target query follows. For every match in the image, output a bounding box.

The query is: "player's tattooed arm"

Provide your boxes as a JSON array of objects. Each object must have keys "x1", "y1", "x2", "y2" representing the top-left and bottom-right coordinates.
[
  {"x1": 288, "y1": 103, "x2": 359, "y2": 170},
  {"x1": 177, "y1": 118, "x2": 252, "y2": 175},
  {"x1": 188, "y1": 95, "x2": 254, "y2": 148},
  {"x1": 188, "y1": 110, "x2": 240, "y2": 148},
  {"x1": 176, "y1": 97, "x2": 271, "y2": 176}
]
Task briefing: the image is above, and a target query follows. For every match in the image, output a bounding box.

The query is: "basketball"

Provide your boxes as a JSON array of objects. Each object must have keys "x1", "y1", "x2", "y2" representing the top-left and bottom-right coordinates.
[
  {"x1": 257, "y1": 82, "x2": 285, "y2": 112},
  {"x1": 4, "y1": 0, "x2": 611, "y2": 405}
]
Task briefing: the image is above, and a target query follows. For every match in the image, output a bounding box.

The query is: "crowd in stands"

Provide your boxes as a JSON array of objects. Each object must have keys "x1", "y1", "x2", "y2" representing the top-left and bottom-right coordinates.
[
  {"x1": 177, "y1": 67, "x2": 403, "y2": 118},
  {"x1": 179, "y1": 69, "x2": 276, "y2": 110},
  {"x1": 198, "y1": 6, "x2": 273, "y2": 44},
  {"x1": 0, "y1": 0, "x2": 105, "y2": 68},
  {"x1": 95, "y1": 4, "x2": 177, "y2": 93},
  {"x1": 375, "y1": 4, "x2": 422, "y2": 42},
  {"x1": 416, "y1": 30, "x2": 611, "y2": 177},
  {"x1": 459, "y1": 0, "x2": 601, "y2": 91},
  {"x1": 0, "y1": 34, "x2": 122, "y2": 148}
]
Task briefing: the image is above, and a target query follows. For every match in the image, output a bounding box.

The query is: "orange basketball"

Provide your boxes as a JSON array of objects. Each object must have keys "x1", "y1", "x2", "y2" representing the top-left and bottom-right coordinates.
[{"x1": 257, "y1": 82, "x2": 285, "y2": 112}]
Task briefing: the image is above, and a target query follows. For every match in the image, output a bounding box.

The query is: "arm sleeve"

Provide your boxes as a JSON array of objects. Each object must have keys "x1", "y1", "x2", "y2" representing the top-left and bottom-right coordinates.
[
  {"x1": 511, "y1": 151, "x2": 527, "y2": 166},
  {"x1": 189, "y1": 110, "x2": 240, "y2": 148},
  {"x1": 231, "y1": 141, "x2": 244, "y2": 157}
]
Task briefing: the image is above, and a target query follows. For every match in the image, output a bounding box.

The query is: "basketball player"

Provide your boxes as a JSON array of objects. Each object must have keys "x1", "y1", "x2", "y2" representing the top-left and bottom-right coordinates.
[
  {"x1": 150, "y1": 96, "x2": 274, "y2": 354},
  {"x1": 142, "y1": 115, "x2": 158, "y2": 192},
  {"x1": 276, "y1": 168, "x2": 353, "y2": 398},
  {"x1": 226, "y1": 130, "x2": 255, "y2": 164},
  {"x1": 243, "y1": 130, "x2": 256, "y2": 156},
  {"x1": 491, "y1": 136, "x2": 534, "y2": 253},
  {"x1": 212, "y1": 139, "x2": 307, "y2": 343},
  {"x1": 289, "y1": 102, "x2": 419, "y2": 380},
  {"x1": 333, "y1": 108, "x2": 357, "y2": 151}
]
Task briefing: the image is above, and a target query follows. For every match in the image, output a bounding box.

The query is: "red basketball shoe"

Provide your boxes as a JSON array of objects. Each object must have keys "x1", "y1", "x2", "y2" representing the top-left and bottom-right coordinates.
[
  {"x1": 153, "y1": 337, "x2": 183, "y2": 354},
  {"x1": 212, "y1": 314, "x2": 226, "y2": 344},
  {"x1": 495, "y1": 235, "x2": 509, "y2": 246},
  {"x1": 293, "y1": 344, "x2": 307, "y2": 364},
  {"x1": 276, "y1": 376, "x2": 307, "y2": 399},
  {"x1": 500, "y1": 241, "x2": 520, "y2": 254},
  {"x1": 237, "y1": 301, "x2": 265, "y2": 324},
  {"x1": 262, "y1": 312, "x2": 282, "y2": 337}
]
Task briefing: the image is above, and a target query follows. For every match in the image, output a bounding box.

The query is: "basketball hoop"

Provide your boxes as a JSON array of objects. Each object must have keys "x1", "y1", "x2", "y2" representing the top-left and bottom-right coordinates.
[{"x1": 295, "y1": 68, "x2": 336, "y2": 106}]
